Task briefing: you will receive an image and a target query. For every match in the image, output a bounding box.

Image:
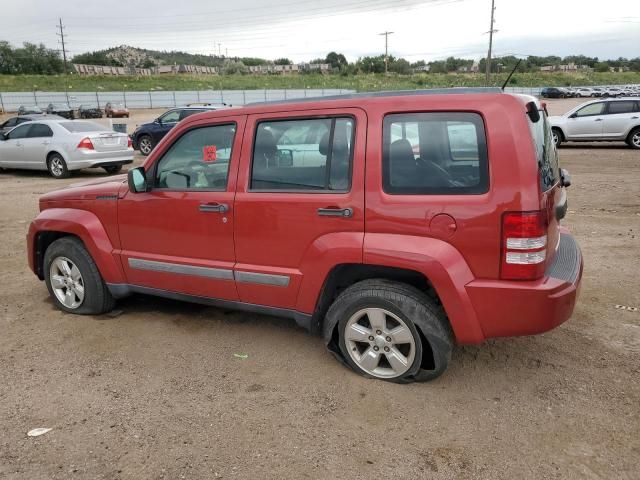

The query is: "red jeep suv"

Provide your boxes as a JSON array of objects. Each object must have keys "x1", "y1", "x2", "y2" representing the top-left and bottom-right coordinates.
[{"x1": 27, "y1": 89, "x2": 583, "y2": 382}]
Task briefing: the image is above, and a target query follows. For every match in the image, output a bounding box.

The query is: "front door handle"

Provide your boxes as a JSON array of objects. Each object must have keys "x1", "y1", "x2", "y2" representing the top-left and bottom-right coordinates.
[
  {"x1": 594, "y1": 118, "x2": 603, "y2": 122},
  {"x1": 199, "y1": 203, "x2": 229, "y2": 213},
  {"x1": 317, "y1": 207, "x2": 353, "y2": 218},
  {"x1": 631, "y1": 116, "x2": 639, "y2": 120}
]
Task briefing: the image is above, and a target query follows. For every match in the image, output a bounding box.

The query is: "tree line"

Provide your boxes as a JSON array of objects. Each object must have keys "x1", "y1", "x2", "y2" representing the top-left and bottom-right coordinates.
[{"x1": 1, "y1": 40, "x2": 640, "y2": 75}]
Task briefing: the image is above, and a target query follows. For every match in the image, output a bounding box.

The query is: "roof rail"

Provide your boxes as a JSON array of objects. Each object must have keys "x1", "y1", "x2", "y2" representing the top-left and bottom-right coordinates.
[{"x1": 248, "y1": 87, "x2": 503, "y2": 106}]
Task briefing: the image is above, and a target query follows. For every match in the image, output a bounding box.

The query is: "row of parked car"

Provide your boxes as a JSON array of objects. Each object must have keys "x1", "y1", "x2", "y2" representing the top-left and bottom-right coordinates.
[
  {"x1": 541, "y1": 85, "x2": 640, "y2": 99},
  {"x1": 16, "y1": 103, "x2": 131, "y2": 119}
]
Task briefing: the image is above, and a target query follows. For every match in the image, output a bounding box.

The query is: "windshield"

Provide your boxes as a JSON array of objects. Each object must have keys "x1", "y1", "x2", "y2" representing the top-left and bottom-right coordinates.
[{"x1": 60, "y1": 121, "x2": 105, "y2": 133}]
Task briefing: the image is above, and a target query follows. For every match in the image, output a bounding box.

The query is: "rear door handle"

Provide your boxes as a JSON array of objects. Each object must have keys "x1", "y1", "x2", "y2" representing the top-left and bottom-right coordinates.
[
  {"x1": 631, "y1": 116, "x2": 639, "y2": 120},
  {"x1": 594, "y1": 118, "x2": 603, "y2": 121},
  {"x1": 199, "y1": 203, "x2": 229, "y2": 213},
  {"x1": 317, "y1": 207, "x2": 353, "y2": 218}
]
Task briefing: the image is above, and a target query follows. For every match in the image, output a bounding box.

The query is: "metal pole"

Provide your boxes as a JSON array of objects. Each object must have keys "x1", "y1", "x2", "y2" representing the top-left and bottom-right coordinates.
[
  {"x1": 149, "y1": 91, "x2": 153, "y2": 108},
  {"x1": 242, "y1": 90, "x2": 246, "y2": 105},
  {"x1": 34, "y1": 91, "x2": 38, "y2": 104},
  {"x1": 485, "y1": 0, "x2": 496, "y2": 85},
  {"x1": 95, "y1": 91, "x2": 100, "y2": 108},
  {"x1": 172, "y1": 91, "x2": 176, "y2": 107},
  {"x1": 197, "y1": 90, "x2": 201, "y2": 102},
  {"x1": 0, "y1": 92, "x2": 4, "y2": 113},
  {"x1": 220, "y1": 90, "x2": 224, "y2": 104},
  {"x1": 123, "y1": 90, "x2": 127, "y2": 108}
]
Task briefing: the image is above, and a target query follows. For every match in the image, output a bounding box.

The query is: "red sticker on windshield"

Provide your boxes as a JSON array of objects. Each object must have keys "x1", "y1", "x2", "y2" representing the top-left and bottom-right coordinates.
[{"x1": 203, "y1": 145, "x2": 217, "y2": 162}]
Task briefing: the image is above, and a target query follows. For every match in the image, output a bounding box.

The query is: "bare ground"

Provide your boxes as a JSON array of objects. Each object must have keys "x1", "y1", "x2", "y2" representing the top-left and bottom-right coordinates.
[{"x1": 0, "y1": 99, "x2": 639, "y2": 479}]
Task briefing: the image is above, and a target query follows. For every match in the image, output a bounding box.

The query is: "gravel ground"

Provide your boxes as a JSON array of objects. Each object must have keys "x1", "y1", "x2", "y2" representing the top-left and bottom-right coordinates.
[{"x1": 0, "y1": 99, "x2": 639, "y2": 479}]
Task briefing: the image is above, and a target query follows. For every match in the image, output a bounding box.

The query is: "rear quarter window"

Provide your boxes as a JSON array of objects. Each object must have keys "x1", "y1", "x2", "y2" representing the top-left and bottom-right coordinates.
[
  {"x1": 529, "y1": 111, "x2": 559, "y2": 191},
  {"x1": 382, "y1": 112, "x2": 488, "y2": 195}
]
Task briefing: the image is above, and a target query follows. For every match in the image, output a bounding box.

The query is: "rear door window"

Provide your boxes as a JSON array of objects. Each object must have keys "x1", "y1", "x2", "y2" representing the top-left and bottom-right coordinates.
[
  {"x1": 250, "y1": 117, "x2": 354, "y2": 191},
  {"x1": 382, "y1": 112, "x2": 488, "y2": 195},
  {"x1": 27, "y1": 124, "x2": 53, "y2": 138},
  {"x1": 607, "y1": 101, "x2": 638, "y2": 114}
]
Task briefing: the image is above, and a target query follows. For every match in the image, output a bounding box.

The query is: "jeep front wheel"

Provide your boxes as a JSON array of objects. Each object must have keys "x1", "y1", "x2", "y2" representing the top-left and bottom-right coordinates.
[
  {"x1": 44, "y1": 237, "x2": 115, "y2": 314},
  {"x1": 326, "y1": 279, "x2": 453, "y2": 383}
]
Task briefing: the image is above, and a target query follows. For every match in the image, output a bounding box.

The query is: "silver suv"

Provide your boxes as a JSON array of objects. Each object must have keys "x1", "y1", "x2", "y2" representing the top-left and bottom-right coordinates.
[{"x1": 549, "y1": 98, "x2": 640, "y2": 149}]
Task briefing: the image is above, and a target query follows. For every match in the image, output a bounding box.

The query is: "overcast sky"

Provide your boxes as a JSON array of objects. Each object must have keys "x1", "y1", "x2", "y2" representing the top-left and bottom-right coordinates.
[{"x1": 2, "y1": 0, "x2": 638, "y2": 62}]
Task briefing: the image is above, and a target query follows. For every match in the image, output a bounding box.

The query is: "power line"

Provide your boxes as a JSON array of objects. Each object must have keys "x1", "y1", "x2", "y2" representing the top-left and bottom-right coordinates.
[{"x1": 379, "y1": 31, "x2": 394, "y2": 73}]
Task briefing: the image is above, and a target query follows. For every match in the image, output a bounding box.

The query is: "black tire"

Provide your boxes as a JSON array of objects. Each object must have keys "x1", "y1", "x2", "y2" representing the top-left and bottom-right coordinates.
[
  {"x1": 326, "y1": 279, "x2": 453, "y2": 383},
  {"x1": 47, "y1": 153, "x2": 70, "y2": 178},
  {"x1": 103, "y1": 165, "x2": 123, "y2": 175},
  {"x1": 552, "y1": 127, "x2": 564, "y2": 147},
  {"x1": 44, "y1": 237, "x2": 115, "y2": 315},
  {"x1": 138, "y1": 135, "x2": 154, "y2": 156},
  {"x1": 627, "y1": 127, "x2": 640, "y2": 150}
]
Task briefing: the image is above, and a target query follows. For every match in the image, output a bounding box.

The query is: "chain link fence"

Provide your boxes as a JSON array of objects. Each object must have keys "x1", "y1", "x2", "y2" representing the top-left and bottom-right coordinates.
[{"x1": 0, "y1": 89, "x2": 355, "y2": 113}]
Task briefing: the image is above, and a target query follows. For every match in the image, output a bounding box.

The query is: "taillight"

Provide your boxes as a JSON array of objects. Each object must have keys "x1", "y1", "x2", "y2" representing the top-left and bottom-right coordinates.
[
  {"x1": 501, "y1": 211, "x2": 547, "y2": 280},
  {"x1": 127, "y1": 137, "x2": 132, "y2": 148},
  {"x1": 77, "y1": 137, "x2": 94, "y2": 150}
]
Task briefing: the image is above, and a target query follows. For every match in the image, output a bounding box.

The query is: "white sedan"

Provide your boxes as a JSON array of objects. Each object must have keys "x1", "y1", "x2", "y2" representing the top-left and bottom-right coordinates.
[{"x1": 0, "y1": 120, "x2": 133, "y2": 178}]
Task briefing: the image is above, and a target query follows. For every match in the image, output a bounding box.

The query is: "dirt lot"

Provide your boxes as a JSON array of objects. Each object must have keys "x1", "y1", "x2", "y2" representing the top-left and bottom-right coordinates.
[{"x1": 0, "y1": 99, "x2": 639, "y2": 479}]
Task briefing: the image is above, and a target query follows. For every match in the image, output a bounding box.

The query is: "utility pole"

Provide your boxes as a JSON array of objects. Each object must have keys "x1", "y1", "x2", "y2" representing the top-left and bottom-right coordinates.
[
  {"x1": 379, "y1": 31, "x2": 394, "y2": 74},
  {"x1": 56, "y1": 17, "x2": 68, "y2": 74},
  {"x1": 485, "y1": 0, "x2": 496, "y2": 85},
  {"x1": 218, "y1": 43, "x2": 222, "y2": 56}
]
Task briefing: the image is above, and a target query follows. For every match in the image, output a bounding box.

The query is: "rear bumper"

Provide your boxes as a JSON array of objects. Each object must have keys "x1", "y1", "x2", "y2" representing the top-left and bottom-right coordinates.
[
  {"x1": 465, "y1": 233, "x2": 583, "y2": 340},
  {"x1": 66, "y1": 149, "x2": 134, "y2": 170}
]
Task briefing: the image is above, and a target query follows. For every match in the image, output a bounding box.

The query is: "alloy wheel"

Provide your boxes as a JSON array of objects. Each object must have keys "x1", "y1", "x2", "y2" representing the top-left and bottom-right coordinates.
[
  {"x1": 49, "y1": 256, "x2": 85, "y2": 309},
  {"x1": 139, "y1": 137, "x2": 152, "y2": 155},
  {"x1": 632, "y1": 132, "x2": 640, "y2": 149},
  {"x1": 50, "y1": 157, "x2": 64, "y2": 177},
  {"x1": 344, "y1": 307, "x2": 416, "y2": 379}
]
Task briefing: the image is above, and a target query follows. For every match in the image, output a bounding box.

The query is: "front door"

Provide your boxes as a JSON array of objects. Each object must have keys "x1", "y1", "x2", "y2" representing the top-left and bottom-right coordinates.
[
  {"x1": 21, "y1": 123, "x2": 53, "y2": 169},
  {"x1": 117, "y1": 115, "x2": 246, "y2": 301},
  {"x1": 0, "y1": 123, "x2": 31, "y2": 167},
  {"x1": 565, "y1": 102, "x2": 605, "y2": 139},
  {"x1": 233, "y1": 109, "x2": 366, "y2": 311}
]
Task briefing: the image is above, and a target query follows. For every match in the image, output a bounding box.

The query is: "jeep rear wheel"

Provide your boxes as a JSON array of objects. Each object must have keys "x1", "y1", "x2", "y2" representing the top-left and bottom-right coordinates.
[
  {"x1": 326, "y1": 279, "x2": 453, "y2": 383},
  {"x1": 44, "y1": 237, "x2": 115, "y2": 315}
]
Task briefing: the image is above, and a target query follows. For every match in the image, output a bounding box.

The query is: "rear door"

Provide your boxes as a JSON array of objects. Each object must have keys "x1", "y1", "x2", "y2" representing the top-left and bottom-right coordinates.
[
  {"x1": 565, "y1": 102, "x2": 605, "y2": 139},
  {"x1": 602, "y1": 100, "x2": 639, "y2": 138},
  {"x1": 233, "y1": 108, "x2": 366, "y2": 310}
]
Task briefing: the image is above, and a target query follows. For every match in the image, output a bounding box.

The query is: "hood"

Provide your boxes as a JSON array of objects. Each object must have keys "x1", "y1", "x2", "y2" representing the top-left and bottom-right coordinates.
[{"x1": 40, "y1": 174, "x2": 127, "y2": 203}]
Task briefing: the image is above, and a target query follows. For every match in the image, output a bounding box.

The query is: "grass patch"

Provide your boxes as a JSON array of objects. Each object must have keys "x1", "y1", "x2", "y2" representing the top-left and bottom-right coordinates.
[{"x1": 1, "y1": 72, "x2": 639, "y2": 92}]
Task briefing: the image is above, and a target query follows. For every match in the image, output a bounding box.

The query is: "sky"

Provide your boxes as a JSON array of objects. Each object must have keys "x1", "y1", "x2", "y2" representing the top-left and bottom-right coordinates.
[{"x1": 1, "y1": 0, "x2": 638, "y2": 62}]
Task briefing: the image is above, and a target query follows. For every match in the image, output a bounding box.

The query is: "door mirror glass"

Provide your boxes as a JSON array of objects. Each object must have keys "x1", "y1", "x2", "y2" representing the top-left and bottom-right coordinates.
[{"x1": 128, "y1": 167, "x2": 148, "y2": 193}]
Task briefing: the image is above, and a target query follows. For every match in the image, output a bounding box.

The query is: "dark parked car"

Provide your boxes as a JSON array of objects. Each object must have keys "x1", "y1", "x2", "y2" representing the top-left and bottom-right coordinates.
[
  {"x1": 46, "y1": 103, "x2": 75, "y2": 119},
  {"x1": 78, "y1": 105, "x2": 103, "y2": 119},
  {"x1": 0, "y1": 114, "x2": 64, "y2": 135},
  {"x1": 18, "y1": 105, "x2": 44, "y2": 115},
  {"x1": 130, "y1": 106, "x2": 223, "y2": 155},
  {"x1": 540, "y1": 87, "x2": 567, "y2": 99}
]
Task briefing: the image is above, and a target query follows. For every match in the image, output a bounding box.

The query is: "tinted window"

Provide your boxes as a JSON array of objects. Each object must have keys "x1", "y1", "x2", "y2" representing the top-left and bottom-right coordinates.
[
  {"x1": 575, "y1": 103, "x2": 605, "y2": 117},
  {"x1": 155, "y1": 124, "x2": 236, "y2": 190},
  {"x1": 383, "y1": 112, "x2": 488, "y2": 195},
  {"x1": 179, "y1": 109, "x2": 206, "y2": 120},
  {"x1": 7, "y1": 124, "x2": 31, "y2": 139},
  {"x1": 529, "y1": 109, "x2": 559, "y2": 191},
  {"x1": 160, "y1": 110, "x2": 181, "y2": 123},
  {"x1": 250, "y1": 117, "x2": 354, "y2": 191},
  {"x1": 60, "y1": 121, "x2": 104, "y2": 133},
  {"x1": 607, "y1": 101, "x2": 638, "y2": 114},
  {"x1": 27, "y1": 123, "x2": 53, "y2": 138}
]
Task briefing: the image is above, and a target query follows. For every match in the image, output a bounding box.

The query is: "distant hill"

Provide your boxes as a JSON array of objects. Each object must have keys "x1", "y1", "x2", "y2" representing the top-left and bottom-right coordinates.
[{"x1": 71, "y1": 45, "x2": 251, "y2": 69}]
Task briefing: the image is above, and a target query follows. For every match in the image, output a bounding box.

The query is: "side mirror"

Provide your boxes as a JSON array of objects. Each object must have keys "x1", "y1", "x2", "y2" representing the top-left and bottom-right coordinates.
[
  {"x1": 560, "y1": 168, "x2": 571, "y2": 188},
  {"x1": 0, "y1": 133, "x2": 7, "y2": 141},
  {"x1": 154, "y1": 118, "x2": 162, "y2": 124},
  {"x1": 127, "y1": 167, "x2": 148, "y2": 193},
  {"x1": 568, "y1": 113, "x2": 577, "y2": 119}
]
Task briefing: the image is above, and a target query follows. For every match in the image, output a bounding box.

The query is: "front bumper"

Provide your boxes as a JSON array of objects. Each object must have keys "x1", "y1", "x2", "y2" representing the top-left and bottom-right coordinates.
[{"x1": 465, "y1": 232, "x2": 583, "y2": 339}]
